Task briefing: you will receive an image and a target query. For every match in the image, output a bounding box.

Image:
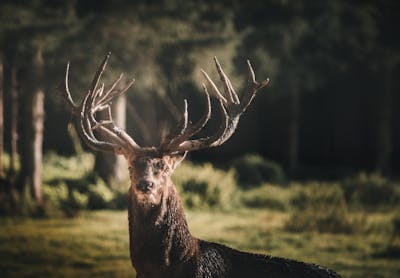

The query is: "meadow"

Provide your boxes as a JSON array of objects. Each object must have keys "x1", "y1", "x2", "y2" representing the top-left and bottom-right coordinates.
[
  {"x1": 1, "y1": 153, "x2": 399, "y2": 277},
  {"x1": 0, "y1": 209, "x2": 398, "y2": 277}
]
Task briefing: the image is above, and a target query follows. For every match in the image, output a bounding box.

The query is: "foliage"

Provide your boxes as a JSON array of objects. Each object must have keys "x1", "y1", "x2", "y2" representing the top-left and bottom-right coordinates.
[
  {"x1": 240, "y1": 183, "x2": 290, "y2": 211},
  {"x1": 342, "y1": 172, "x2": 400, "y2": 211},
  {"x1": 172, "y1": 161, "x2": 238, "y2": 209},
  {"x1": 110, "y1": 190, "x2": 128, "y2": 210},
  {"x1": 232, "y1": 154, "x2": 285, "y2": 188},
  {"x1": 286, "y1": 183, "x2": 364, "y2": 234},
  {"x1": 0, "y1": 187, "x2": 45, "y2": 217},
  {"x1": 42, "y1": 152, "x2": 94, "y2": 183},
  {"x1": 87, "y1": 179, "x2": 114, "y2": 210},
  {"x1": 60, "y1": 190, "x2": 88, "y2": 217},
  {"x1": 1, "y1": 0, "x2": 400, "y2": 192}
]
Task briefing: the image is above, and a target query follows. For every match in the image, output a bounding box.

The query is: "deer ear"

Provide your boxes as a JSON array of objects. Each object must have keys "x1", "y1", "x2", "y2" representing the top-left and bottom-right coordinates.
[{"x1": 168, "y1": 152, "x2": 187, "y2": 171}]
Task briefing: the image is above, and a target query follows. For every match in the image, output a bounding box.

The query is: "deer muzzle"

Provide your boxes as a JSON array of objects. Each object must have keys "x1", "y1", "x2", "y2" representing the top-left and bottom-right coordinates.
[{"x1": 136, "y1": 179, "x2": 154, "y2": 193}]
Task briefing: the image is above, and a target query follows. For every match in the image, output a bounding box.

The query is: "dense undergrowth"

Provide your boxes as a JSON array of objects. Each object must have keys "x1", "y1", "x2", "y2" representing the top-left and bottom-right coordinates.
[
  {"x1": 1, "y1": 152, "x2": 400, "y2": 241},
  {"x1": 1, "y1": 152, "x2": 400, "y2": 277}
]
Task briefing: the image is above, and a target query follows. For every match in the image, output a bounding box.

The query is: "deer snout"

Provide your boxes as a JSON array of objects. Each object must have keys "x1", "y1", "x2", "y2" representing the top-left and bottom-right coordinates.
[{"x1": 136, "y1": 179, "x2": 154, "y2": 193}]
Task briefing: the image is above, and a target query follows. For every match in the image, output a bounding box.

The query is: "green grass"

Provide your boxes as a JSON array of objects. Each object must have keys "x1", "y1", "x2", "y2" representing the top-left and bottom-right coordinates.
[
  {"x1": 1, "y1": 209, "x2": 399, "y2": 278},
  {"x1": 2, "y1": 153, "x2": 399, "y2": 277}
]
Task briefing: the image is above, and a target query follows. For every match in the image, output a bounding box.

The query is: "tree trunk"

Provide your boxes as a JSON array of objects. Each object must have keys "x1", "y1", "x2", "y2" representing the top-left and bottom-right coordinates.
[
  {"x1": 9, "y1": 64, "x2": 19, "y2": 175},
  {"x1": 0, "y1": 57, "x2": 3, "y2": 175},
  {"x1": 32, "y1": 88, "x2": 44, "y2": 203},
  {"x1": 112, "y1": 94, "x2": 127, "y2": 183},
  {"x1": 20, "y1": 46, "x2": 45, "y2": 203},
  {"x1": 376, "y1": 61, "x2": 394, "y2": 174},
  {"x1": 94, "y1": 94, "x2": 127, "y2": 187},
  {"x1": 288, "y1": 82, "x2": 300, "y2": 177}
]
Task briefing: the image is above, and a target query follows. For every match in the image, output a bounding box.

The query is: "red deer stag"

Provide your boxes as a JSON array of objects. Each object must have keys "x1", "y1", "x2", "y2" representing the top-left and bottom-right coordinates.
[{"x1": 62, "y1": 53, "x2": 341, "y2": 278}]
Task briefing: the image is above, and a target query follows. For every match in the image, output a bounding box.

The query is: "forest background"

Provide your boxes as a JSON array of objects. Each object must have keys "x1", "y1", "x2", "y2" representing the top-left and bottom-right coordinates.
[{"x1": 0, "y1": 1, "x2": 399, "y2": 277}]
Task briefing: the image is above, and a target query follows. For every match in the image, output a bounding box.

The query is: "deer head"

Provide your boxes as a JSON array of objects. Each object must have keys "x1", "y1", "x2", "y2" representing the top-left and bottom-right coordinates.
[{"x1": 62, "y1": 52, "x2": 269, "y2": 212}]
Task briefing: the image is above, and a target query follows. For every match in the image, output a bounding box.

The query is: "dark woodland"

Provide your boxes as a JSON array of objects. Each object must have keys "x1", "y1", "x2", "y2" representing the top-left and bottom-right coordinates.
[
  {"x1": 0, "y1": 1, "x2": 399, "y2": 278},
  {"x1": 0, "y1": 0, "x2": 399, "y2": 179}
]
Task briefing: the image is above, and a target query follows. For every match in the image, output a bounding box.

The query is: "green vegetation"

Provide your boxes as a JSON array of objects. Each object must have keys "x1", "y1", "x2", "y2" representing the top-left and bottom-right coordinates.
[
  {"x1": 287, "y1": 183, "x2": 362, "y2": 233},
  {"x1": 232, "y1": 154, "x2": 286, "y2": 187},
  {"x1": 173, "y1": 161, "x2": 238, "y2": 209},
  {"x1": 1, "y1": 209, "x2": 399, "y2": 278},
  {"x1": 1, "y1": 1, "x2": 399, "y2": 276},
  {"x1": 342, "y1": 172, "x2": 400, "y2": 211},
  {"x1": 240, "y1": 183, "x2": 290, "y2": 211},
  {"x1": 1, "y1": 153, "x2": 400, "y2": 277}
]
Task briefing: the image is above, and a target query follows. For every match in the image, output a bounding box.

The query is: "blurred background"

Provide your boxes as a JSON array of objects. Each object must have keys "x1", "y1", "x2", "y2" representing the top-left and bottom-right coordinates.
[{"x1": 0, "y1": 1, "x2": 399, "y2": 277}]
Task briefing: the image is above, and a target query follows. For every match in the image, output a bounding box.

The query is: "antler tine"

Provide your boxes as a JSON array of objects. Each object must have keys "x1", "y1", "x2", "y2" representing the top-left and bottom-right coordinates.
[
  {"x1": 167, "y1": 58, "x2": 269, "y2": 154},
  {"x1": 174, "y1": 97, "x2": 231, "y2": 153},
  {"x1": 181, "y1": 84, "x2": 211, "y2": 139},
  {"x1": 95, "y1": 73, "x2": 124, "y2": 106},
  {"x1": 77, "y1": 88, "x2": 119, "y2": 153},
  {"x1": 62, "y1": 62, "x2": 79, "y2": 115},
  {"x1": 200, "y1": 69, "x2": 227, "y2": 104},
  {"x1": 213, "y1": 57, "x2": 240, "y2": 104},
  {"x1": 106, "y1": 73, "x2": 124, "y2": 96},
  {"x1": 161, "y1": 99, "x2": 189, "y2": 151},
  {"x1": 240, "y1": 60, "x2": 270, "y2": 112},
  {"x1": 98, "y1": 78, "x2": 135, "y2": 107},
  {"x1": 89, "y1": 52, "x2": 111, "y2": 96},
  {"x1": 92, "y1": 83, "x2": 105, "y2": 107},
  {"x1": 162, "y1": 85, "x2": 212, "y2": 152}
]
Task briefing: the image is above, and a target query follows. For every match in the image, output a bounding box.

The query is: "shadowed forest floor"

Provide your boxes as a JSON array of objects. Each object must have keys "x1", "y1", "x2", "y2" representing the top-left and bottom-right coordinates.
[{"x1": 1, "y1": 209, "x2": 399, "y2": 278}]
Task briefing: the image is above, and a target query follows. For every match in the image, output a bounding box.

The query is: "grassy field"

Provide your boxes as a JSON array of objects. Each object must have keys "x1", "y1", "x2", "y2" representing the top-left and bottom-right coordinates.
[
  {"x1": 1, "y1": 209, "x2": 399, "y2": 278},
  {"x1": 1, "y1": 154, "x2": 399, "y2": 277}
]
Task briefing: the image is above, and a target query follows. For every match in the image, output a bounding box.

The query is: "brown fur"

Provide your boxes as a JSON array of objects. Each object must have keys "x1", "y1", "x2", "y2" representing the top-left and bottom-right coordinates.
[{"x1": 126, "y1": 150, "x2": 341, "y2": 278}]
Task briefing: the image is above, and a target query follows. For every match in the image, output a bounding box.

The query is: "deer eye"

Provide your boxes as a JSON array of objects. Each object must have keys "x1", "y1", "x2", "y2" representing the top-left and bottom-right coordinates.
[{"x1": 153, "y1": 161, "x2": 165, "y2": 173}]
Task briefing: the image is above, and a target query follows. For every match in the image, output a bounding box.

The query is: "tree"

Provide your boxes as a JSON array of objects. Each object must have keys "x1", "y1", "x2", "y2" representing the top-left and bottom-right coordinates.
[
  {"x1": 0, "y1": 54, "x2": 3, "y2": 175},
  {"x1": 0, "y1": 0, "x2": 79, "y2": 201},
  {"x1": 9, "y1": 61, "x2": 18, "y2": 176},
  {"x1": 234, "y1": 0, "x2": 385, "y2": 176},
  {"x1": 373, "y1": 0, "x2": 400, "y2": 174},
  {"x1": 20, "y1": 46, "x2": 45, "y2": 202}
]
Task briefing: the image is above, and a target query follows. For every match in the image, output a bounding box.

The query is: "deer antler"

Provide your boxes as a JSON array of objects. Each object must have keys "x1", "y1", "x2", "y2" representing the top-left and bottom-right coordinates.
[
  {"x1": 62, "y1": 52, "x2": 138, "y2": 156},
  {"x1": 161, "y1": 57, "x2": 269, "y2": 154},
  {"x1": 62, "y1": 54, "x2": 268, "y2": 157}
]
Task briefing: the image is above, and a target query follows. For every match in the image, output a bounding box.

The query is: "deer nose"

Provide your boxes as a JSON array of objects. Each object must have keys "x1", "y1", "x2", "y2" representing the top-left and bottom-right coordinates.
[{"x1": 136, "y1": 180, "x2": 154, "y2": 192}]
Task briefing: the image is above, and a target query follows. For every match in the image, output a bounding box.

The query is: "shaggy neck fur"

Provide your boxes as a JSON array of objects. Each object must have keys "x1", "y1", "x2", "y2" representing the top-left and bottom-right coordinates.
[
  {"x1": 128, "y1": 178, "x2": 198, "y2": 278},
  {"x1": 127, "y1": 180, "x2": 341, "y2": 278}
]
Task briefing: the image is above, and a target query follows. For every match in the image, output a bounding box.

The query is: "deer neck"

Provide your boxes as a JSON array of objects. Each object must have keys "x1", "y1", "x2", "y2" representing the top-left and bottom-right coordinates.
[{"x1": 128, "y1": 178, "x2": 198, "y2": 276}]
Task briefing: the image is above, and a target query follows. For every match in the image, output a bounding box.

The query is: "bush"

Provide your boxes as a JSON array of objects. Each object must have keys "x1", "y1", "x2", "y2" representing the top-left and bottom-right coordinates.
[
  {"x1": 232, "y1": 154, "x2": 285, "y2": 188},
  {"x1": 241, "y1": 184, "x2": 290, "y2": 211},
  {"x1": 111, "y1": 190, "x2": 128, "y2": 210},
  {"x1": 286, "y1": 183, "x2": 363, "y2": 233},
  {"x1": 60, "y1": 189, "x2": 88, "y2": 217},
  {"x1": 343, "y1": 172, "x2": 400, "y2": 210},
  {"x1": 42, "y1": 182, "x2": 69, "y2": 208},
  {"x1": 0, "y1": 187, "x2": 48, "y2": 217},
  {"x1": 42, "y1": 183, "x2": 89, "y2": 217},
  {"x1": 173, "y1": 161, "x2": 238, "y2": 209},
  {"x1": 87, "y1": 178, "x2": 114, "y2": 210},
  {"x1": 42, "y1": 152, "x2": 94, "y2": 183}
]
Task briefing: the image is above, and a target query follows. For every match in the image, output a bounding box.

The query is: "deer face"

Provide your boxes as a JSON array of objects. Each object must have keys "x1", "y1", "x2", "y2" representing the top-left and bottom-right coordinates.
[{"x1": 127, "y1": 150, "x2": 184, "y2": 210}]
